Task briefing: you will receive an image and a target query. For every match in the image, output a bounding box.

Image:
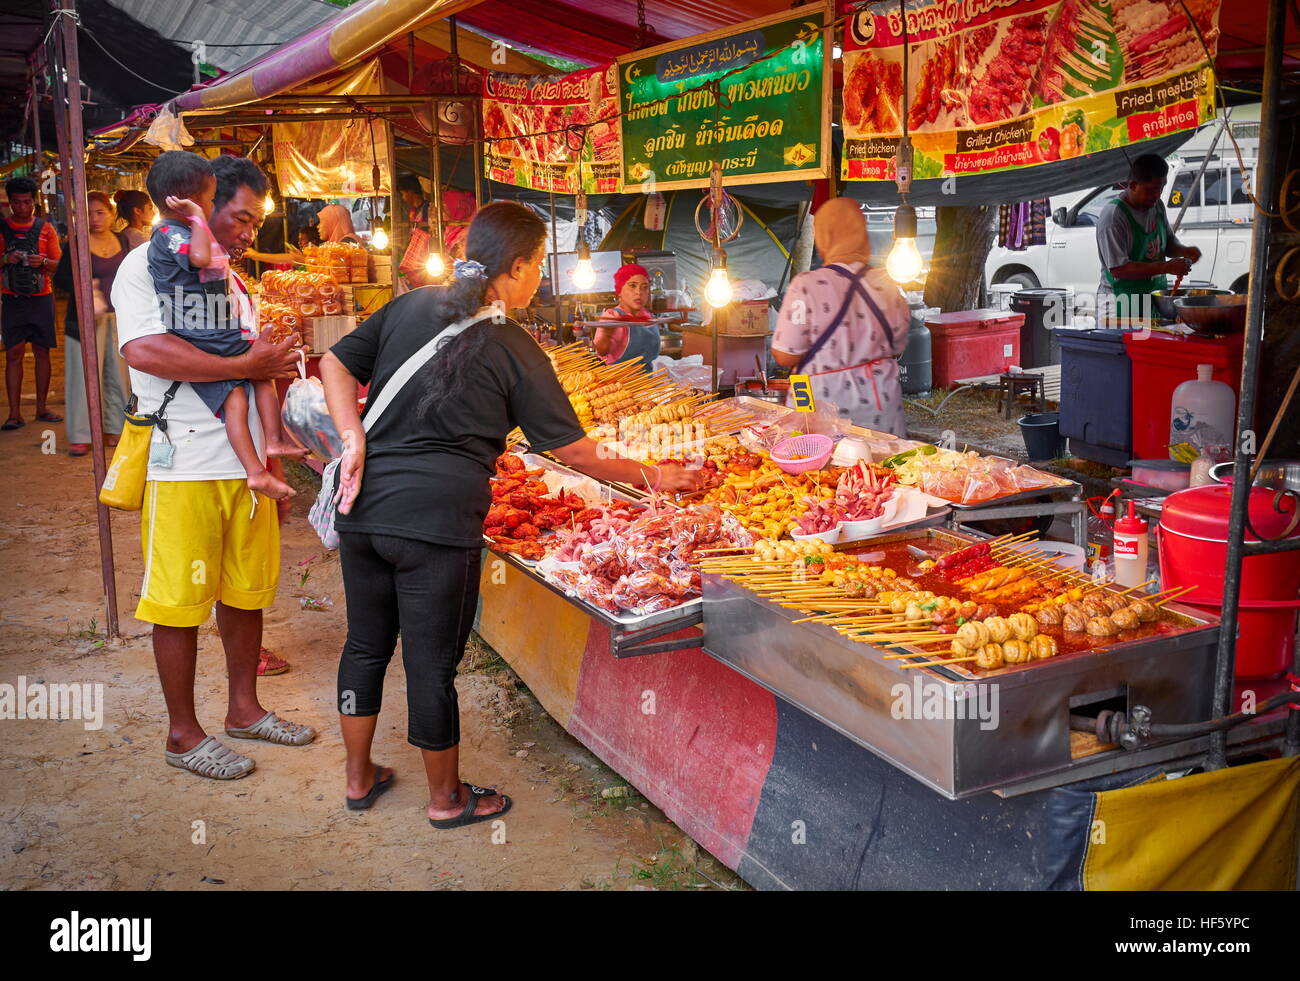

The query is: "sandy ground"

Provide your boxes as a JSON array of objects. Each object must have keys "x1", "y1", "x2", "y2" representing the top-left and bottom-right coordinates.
[{"x1": 0, "y1": 382, "x2": 741, "y2": 890}]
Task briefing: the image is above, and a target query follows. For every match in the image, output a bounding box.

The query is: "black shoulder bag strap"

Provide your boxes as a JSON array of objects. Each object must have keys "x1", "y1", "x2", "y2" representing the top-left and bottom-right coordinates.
[
  {"x1": 129, "y1": 381, "x2": 182, "y2": 432},
  {"x1": 796, "y1": 264, "x2": 895, "y2": 372}
]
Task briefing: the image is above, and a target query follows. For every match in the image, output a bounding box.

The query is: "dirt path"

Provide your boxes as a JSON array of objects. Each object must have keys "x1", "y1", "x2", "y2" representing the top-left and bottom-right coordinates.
[{"x1": 0, "y1": 415, "x2": 740, "y2": 891}]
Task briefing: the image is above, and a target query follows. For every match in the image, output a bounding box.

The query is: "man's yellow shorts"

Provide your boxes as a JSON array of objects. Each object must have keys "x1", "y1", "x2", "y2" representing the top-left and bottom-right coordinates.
[{"x1": 136, "y1": 479, "x2": 280, "y2": 628}]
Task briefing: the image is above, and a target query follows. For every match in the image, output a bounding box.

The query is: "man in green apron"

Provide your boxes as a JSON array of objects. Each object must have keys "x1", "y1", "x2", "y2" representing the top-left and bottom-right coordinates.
[{"x1": 1095, "y1": 153, "x2": 1201, "y2": 323}]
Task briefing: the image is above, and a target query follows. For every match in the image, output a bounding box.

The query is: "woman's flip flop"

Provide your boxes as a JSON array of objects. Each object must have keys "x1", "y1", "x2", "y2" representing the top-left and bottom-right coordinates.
[
  {"x1": 345, "y1": 765, "x2": 395, "y2": 811},
  {"x1": 428, "y1": 783, "x2": 512, "y2": 829}
]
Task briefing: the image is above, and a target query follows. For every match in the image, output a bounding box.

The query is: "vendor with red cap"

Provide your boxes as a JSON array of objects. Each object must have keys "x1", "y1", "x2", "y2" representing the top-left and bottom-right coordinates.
[{"x1": 593, "y1": 263, "x2": 660, "y2": 371}]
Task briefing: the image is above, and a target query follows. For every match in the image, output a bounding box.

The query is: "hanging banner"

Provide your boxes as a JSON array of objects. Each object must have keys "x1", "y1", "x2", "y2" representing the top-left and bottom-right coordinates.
[
  {"x1": 617, "y1": 4, "x2": 831, "y2": 193},
  {"x1": 481, "y1": 65, "x2": 622, "y2": 194},
  {"x1": 272, "y1": 61, "x2": 392, "y2": 198},
  {"x1": 840, "y1": 0, "x2": 1221, "y2": 182}
]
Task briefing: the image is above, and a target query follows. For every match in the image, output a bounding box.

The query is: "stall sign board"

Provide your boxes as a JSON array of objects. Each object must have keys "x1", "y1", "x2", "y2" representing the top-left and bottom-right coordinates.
[
  {"x1": 617, "y1": 4, "x2": 831, "y2": 193},
  {"x1": 840, "y1": 0, "x2": 1220, "y2": 182},
  {"x1": 482, "y1": 65, "x2": 622, "y2": 194},
  {"x1": 788, "y1": 375, "x2": 816, "y2": 413}
]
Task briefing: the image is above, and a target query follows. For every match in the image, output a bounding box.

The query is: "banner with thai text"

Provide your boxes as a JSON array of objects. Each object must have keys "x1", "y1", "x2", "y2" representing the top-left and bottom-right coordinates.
[
  {"x1": 841, "y1": 0, "x2": 1220, "y2": 182},
  {"x1": 482, "y1": 65, "x2": 622, "y2": 194},
  {"x1": 617, "y1": 4, "x2": 831, "y2": 192}
]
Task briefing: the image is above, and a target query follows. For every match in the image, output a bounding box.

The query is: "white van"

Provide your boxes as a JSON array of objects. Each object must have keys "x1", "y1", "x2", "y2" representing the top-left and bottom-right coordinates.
[{"x1": 985, "y1": 106, "x2": 1258, "y2": 298}]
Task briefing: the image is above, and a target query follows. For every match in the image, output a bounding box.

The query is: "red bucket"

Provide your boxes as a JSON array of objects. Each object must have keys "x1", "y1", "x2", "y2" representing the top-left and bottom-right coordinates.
[{"x1": 1158, "y1": 484, "x2": 1300, "y2": 679}]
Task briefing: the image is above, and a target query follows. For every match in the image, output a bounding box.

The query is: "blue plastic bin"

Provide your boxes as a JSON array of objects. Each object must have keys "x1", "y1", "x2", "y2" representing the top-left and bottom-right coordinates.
[{"x1": 1058, "y1": 328, "x2": 1132, "y2": 468}]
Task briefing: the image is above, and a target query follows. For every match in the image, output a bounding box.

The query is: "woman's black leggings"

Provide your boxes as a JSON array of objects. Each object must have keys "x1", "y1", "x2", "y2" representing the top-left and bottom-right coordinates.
[{"x1": 337, "y1": 532, "x2": 481, "y2": 751}]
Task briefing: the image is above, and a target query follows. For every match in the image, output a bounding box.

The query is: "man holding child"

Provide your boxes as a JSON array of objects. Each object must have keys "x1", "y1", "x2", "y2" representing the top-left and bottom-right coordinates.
[{"x1": 113, "y1": 152, "x2": 315, "y2": 780}]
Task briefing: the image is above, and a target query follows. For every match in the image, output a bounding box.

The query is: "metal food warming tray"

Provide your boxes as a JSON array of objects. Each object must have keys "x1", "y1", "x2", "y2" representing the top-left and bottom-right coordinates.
[{"x1": 700, "y1": 527, "x2": 1222, "y2": 798}]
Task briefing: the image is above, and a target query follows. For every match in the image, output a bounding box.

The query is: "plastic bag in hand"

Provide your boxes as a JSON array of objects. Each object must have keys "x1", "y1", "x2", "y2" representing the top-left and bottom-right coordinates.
[{"x1": 281, "y1": 372, "x2": 343, "y2": 460}]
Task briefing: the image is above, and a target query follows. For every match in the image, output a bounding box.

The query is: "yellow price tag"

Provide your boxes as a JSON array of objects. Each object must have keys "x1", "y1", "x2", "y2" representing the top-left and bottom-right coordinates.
[{"x1": 788, "y1": 374, "x2": 816, "y2": 413}]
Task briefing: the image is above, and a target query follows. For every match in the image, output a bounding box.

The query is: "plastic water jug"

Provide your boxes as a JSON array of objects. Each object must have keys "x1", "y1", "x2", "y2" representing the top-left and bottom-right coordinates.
[{"x1": 1169, "y1": 363, "x2": 1235, "y2": 461}]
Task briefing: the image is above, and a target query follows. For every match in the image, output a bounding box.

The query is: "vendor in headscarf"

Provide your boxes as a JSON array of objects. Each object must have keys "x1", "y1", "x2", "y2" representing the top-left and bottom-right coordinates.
[
  {"x1": 592, "y1": 263, "x2": 660, "y2": 371},
  {"x1": 771, "y1": 197, "x2": 910, "y2": 436},
  {"x1": 317, "y1": 203, "x2": 360, "y2": 244}
]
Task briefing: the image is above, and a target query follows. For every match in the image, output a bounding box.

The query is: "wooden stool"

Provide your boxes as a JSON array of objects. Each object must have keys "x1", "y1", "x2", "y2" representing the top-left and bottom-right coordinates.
[{"x1": 998, "y1": 372, "x2": 1046, "y2": 418}]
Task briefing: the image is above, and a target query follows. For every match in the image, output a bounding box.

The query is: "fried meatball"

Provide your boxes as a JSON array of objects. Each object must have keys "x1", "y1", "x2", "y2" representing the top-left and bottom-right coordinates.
[
  {"x1": 1130, "y1": 599, "x2": 1158, "y2": 622},
  {"x1": 1002, "y1": 639, "x2": 1031, "y2": 664},
  {"x1": 956, "y1": 620, "x2": 990, "y2": 650},
  {"x1": 975, "y1": 643, "x2": 1005, "y2": 670},
  {"x1": 1029, "y1": 634, "x2": 1059, "y2": 659},
  {"x1": 1061, "y1": 602, "x2": 1086, "y2": 619},
  {"x1": 860, "y1": 580, "x2": 881, "y2": 600},
  {"x1": 890, "y1": 595, "x2": 909, "y2": 614},
  {"x1": 1110, "y1": 606, "x2": 1140, "y2": 630},
  {"x1": 843, "y1": 579, "x2": 866, "y2": 598},
  {"x1": 1082, "y1": 599, "x2": 1110, "y2": 619},
  {"x1": 984, "y1": 616, "x2": 1012, "y2": 644},
  {"x1": 1101, "y1": 594, "x2": 1128, "y2": 614},
  {"x1": 1035, "y1": 605, "x2": 1064, "y2": 626},
  {"x1": 957, "y1": 600, "x2": 978, "y2": 620},
  {"x1": 1007, "y1": 612, "x2": 1039, "y2": 641},
  {"x1": 1086, "y1": 615, "x2": 1118, "y2": 637},
  {"x1": 905, "y1": 602, "x2": 927, "y2": 622},
  {"x1": 951, "y1": 639, "x2": 970, "y2": 658},
  {"x1": 1063, "y1": 609, "x2": 1089, "y2": 632}
]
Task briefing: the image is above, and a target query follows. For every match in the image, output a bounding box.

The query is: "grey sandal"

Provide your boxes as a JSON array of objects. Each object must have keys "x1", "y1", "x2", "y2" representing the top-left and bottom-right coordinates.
[
  {"x1": 164, "y1": 736, "x2": 256, "y2": 780},
  {"x1": 225, "y1": 711, "x2": 316, "y2": 746}
]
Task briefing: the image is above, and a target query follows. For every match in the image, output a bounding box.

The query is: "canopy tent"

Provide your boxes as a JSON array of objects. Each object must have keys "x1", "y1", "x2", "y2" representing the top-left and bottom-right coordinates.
[{"x1": 599, "y1": 190, "x2": 801, "y2": 299}]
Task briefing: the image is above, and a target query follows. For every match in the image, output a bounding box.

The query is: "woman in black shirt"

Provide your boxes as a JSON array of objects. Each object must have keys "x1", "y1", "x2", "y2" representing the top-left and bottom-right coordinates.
[{"x1": 321, "y1": 201, "x2": 700, "y2": 828}]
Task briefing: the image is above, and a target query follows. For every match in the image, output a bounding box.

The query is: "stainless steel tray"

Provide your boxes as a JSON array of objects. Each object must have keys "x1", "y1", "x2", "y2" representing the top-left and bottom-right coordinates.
[
  {"x1": 945, "y1": 477, "x2": 1081, "y2": 511},
  {"x1": 700, "y1": 526, "x2": 1222, "y2": 798}
]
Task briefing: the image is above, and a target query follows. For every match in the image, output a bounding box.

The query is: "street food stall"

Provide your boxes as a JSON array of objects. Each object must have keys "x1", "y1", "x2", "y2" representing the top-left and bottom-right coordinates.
[{"x1": 63, "y1": 0, "x2": 1300, "y2": 891}]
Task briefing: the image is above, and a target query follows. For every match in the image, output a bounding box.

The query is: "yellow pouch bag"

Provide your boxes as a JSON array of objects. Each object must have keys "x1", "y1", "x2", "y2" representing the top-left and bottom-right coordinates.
[{"x1": 99, "y1": 382, "x2": 180, "y2": 511}]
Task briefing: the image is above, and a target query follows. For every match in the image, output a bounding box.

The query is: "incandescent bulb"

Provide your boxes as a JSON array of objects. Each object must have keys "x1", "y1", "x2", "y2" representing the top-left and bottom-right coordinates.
[
  {"x1": 572, "y1": 257, "x2": 596, "y2": 291},
  {"x1": 705, "y1": 267, "x2": 733, "y2": 308},
  {"x1": 370, "y1": 226, "x2": 388, "y2": 250},
  {"x1": 425, "y1": 251, "x2": 445, "y2": 278},
  {"x1": 150, "y1": 211, "x2": 160, "y2": 226},
  {"x1": 885, "y1": 236, "x2": 923, "y2": 285},
  {"x1": 263, "y1": 193, "x2": 274, "y2": 214}
]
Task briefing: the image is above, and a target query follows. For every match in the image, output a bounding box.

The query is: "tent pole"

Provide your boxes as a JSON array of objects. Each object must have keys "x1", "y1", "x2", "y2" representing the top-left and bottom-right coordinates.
[
  {"x1": 49, "y1": 0, "x2": 120, "y2": 639},
  {"x1": 1208, "y1": 0, "x2": 1286, "y2": 769},
  {"x1": 431, "y1": 99, "x2": 445, "y2": 261}
]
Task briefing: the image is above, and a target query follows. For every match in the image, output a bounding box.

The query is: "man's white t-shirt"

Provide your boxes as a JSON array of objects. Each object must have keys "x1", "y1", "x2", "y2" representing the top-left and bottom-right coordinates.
[{"x1": 113, "y1": 243, "x2": 265, "y2": 481}]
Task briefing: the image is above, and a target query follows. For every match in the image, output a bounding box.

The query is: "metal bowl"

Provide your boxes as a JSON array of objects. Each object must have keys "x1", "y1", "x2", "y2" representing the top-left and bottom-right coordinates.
[
  {"x1": 1172, "y1": 293, "x2": 1247, "y2": 335},
  {"x1": 1210, "y1": 460, "x2": 1300, "y2": 494},
  {"x1": 1151, "y1": 287, "x2": 1230, "y2": 322}
]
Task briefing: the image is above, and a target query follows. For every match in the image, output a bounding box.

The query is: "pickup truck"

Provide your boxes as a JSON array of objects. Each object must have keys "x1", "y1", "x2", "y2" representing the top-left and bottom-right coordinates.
[{"x1": 985, "y1": 149, "x2": 1255, "y2": 300}]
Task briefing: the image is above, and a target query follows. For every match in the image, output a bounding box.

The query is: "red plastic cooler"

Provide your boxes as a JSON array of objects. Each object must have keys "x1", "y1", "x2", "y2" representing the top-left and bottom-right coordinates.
[
  {"x1": 925, "y1": 309, "x2": 1023, "y2": 389},
  {"x1": 1123, "y1": 332, "x2": 1244, "y2": 460}
]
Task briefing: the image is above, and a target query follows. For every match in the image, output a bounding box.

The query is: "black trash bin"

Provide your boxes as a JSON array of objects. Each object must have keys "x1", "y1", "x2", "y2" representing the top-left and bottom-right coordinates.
[{"x1": 1010, "y1": 288, "x2": 1072, "y2": 368}]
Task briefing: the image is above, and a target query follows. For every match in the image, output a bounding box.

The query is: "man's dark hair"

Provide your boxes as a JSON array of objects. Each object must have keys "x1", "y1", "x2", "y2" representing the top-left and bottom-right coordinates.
[
  {"x1": 145, "y1": 151, "x2": 213, "y2": 210},
  {"x1": 1129, "y1": 153, "x2": 1169, "y2": 183},
  {"x1": 5, "y1": 176, "x2": 37, "y2": 198},
  {"x1": 209, "y1": 155, "x2": 269, "y2": 214},
  {"x1": 397, "y1": 173, "x2": 424, "y2": 196}
]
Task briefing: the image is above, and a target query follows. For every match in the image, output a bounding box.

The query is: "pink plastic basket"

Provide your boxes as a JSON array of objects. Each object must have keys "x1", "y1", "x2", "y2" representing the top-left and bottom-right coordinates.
[{"x1": 771, "y1": 434, "x2": 833, "y2": 474}]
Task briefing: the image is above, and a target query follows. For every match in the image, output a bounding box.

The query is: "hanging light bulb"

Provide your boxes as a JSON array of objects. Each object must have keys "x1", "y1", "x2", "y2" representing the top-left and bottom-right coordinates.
[
  {"x1": 263, "y1": 192, "x2": 274, "y2": 215},
  {"x1": 704, "y1": 248, "x2": 733, "y2": 308},
  {"x1": 885, "y1": 202, "x2": 923, "y2": 285},
  {"x1": 425, "y1": 251, "x2": 445, "y2": 278},
  {"x1": 572, "y1": 240, "x2": 595, "y2": 291},
  {"x1": 370, "y1": 225, "x2": 389, "y2": 251}
]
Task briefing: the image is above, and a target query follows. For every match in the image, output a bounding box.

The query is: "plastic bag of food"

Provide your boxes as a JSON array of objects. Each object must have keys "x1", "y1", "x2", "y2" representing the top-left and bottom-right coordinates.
[
  {"x1": 1009, "y1": 465, "x2": 1059, "y2": 490},
  {"x1": 281, "y1": 372, "x2": 343, "y2": 460},
  {"x1": 960, "y1": 468, "x2": 1003, "y2": 504}
]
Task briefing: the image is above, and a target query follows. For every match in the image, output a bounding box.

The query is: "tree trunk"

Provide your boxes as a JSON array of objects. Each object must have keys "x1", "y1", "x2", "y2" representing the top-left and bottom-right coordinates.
[{"x1": 923, "y1": 205, "x2": 996, "y2": 313}]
